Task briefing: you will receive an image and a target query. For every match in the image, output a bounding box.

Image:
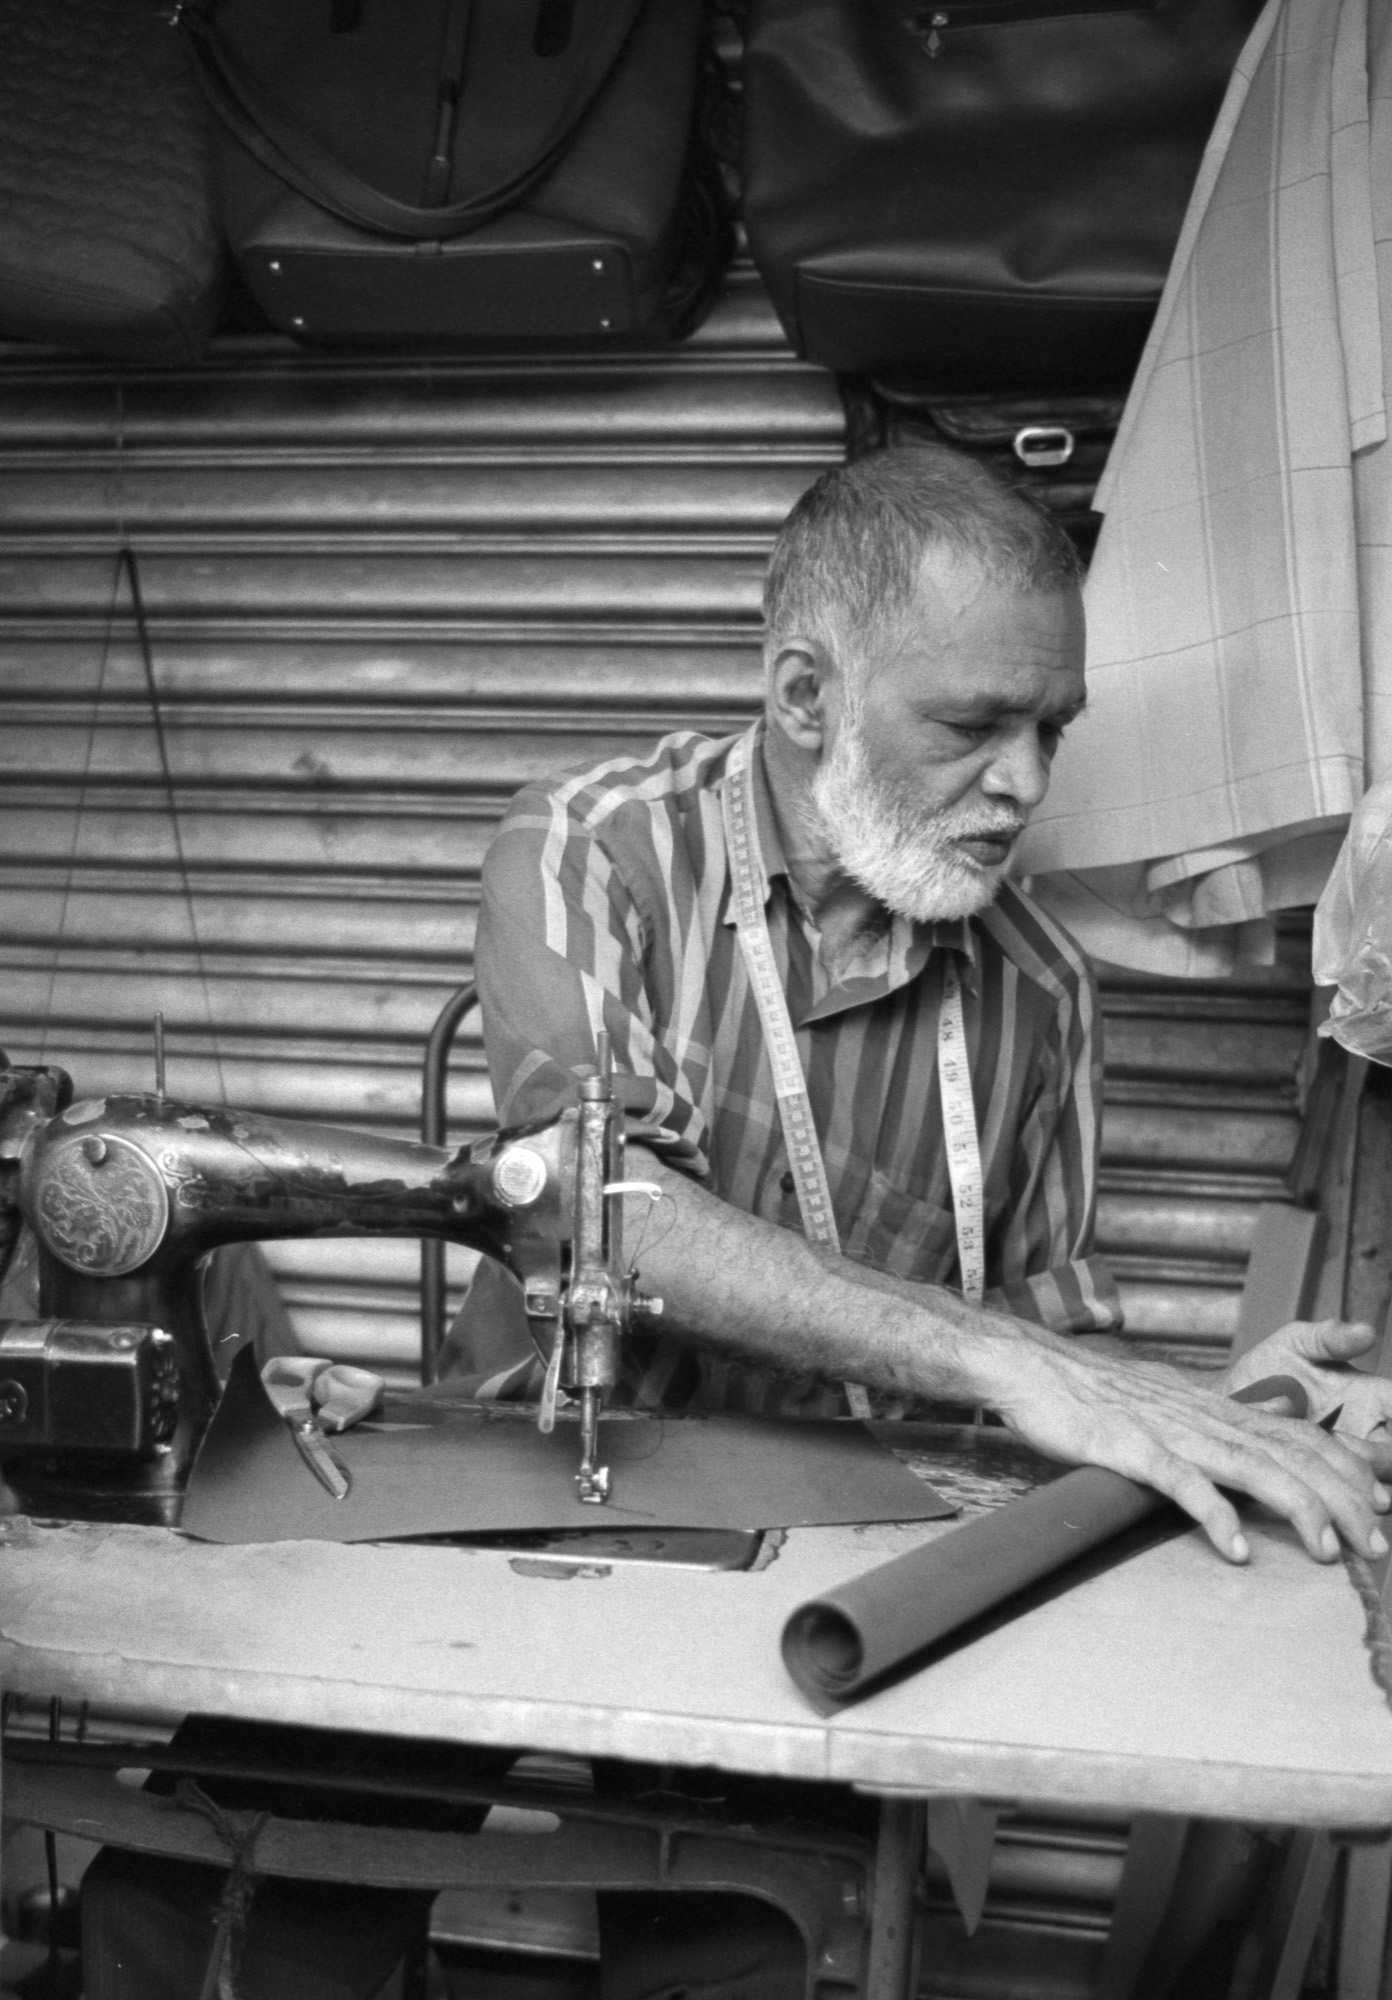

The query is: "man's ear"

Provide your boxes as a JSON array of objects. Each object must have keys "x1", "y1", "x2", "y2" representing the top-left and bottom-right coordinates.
[{"x1": 767, "y1": 640, "x2": 833, "y2": 754}]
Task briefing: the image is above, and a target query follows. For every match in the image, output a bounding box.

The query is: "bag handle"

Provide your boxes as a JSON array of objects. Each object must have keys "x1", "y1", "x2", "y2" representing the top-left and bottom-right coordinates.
[{"x1": 183, "y1": 0, "x2": 647, "y2": 241}]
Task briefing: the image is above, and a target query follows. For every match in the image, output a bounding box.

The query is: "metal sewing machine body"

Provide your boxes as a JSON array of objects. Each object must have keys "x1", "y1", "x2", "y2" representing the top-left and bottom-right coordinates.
[{"x1": 0, "y1": 1055, "x2": 659, "y2": 1522}]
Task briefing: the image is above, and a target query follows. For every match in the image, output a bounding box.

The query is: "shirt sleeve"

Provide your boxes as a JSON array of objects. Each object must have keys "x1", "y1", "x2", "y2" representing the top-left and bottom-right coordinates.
[
  {"x1": 983, "y1": 953, "x2": 1124, "y2": 1337},
  {"x1": 475, "y1": 784, "x2": 711, "y2": 1173}
]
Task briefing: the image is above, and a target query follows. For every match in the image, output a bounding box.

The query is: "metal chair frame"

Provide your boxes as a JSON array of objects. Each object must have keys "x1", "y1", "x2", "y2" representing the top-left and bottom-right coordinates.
[{"x1": 419, "y1": 981, "x2": 478, "y2": 1384}]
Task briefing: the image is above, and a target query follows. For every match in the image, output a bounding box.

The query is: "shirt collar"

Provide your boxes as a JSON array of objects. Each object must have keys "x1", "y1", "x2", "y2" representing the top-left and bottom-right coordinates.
[{"x1": 720, "y1": 719, "x2": 979, "y2": 1011}]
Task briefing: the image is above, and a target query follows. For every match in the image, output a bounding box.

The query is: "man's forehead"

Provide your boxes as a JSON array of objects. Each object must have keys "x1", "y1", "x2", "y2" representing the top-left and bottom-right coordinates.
[
  {"x1": 871, "y1": 548, "x2": 1086, "y2": 705},
  {"x1": 905, "y1": 540, "x2": 1082, "y2": 624},
  {"x1": 912, "y1": 541, "x2": 1002, "y2": 618}
]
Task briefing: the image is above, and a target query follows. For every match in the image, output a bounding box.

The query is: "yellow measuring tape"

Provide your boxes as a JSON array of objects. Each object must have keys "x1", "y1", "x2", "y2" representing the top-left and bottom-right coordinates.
[
  {"x1": 936, "y1": 955, "x2": 986, "y2": 1308},
  {"x1": 722, "y1": 734, "x2": 986, "y2": 1419}
]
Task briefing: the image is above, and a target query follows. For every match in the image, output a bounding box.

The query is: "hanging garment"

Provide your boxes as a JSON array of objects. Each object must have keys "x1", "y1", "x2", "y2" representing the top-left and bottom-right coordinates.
[{"x1": 1018, "y1": 0, "x2": 1392, "y2": 976}]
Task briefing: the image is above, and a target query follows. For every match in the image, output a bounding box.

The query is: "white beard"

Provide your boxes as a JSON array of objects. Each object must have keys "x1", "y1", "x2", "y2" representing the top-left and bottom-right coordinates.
[{"x1": 810, "y1": 709, "x2": 1024, "y2": 923}]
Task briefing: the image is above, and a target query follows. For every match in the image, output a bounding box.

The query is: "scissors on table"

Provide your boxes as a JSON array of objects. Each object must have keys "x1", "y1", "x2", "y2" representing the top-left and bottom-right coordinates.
[{"x1": 260, "y1": 1356, "x2": 384, "y2": 1502}]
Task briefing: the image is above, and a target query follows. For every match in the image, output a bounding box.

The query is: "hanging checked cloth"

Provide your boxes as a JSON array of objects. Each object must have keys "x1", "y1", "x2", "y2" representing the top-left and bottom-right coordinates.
[{"x1": 1018, "y1": 0, "x2": 1392, "y2": 976}]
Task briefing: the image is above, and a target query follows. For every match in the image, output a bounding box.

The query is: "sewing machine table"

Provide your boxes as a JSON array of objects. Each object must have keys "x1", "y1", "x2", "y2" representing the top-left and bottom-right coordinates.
[{"x1": 3, "y1": 1430, "x2": 1391, "y2": 1997}]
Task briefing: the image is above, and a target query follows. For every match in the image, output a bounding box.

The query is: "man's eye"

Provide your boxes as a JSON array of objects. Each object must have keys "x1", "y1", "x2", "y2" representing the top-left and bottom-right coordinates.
[{"x1": 944, "y1": 720, "x2": 991, "y2": 745}]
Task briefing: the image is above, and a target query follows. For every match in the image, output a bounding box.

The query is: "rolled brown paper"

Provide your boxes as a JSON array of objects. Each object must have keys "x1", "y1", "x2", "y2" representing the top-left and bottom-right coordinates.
[
  {"x1": 780, "y1": 1374, "x2": 1311, "y2": 1713},
  {"x1": 781, "y1": 1464, "x2": 1159, "y2": 1712}
]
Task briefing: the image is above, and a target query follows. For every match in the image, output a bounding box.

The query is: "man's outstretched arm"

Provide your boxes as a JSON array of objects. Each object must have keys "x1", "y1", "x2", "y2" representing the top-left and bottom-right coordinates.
[{"x1": 622, "y1": 1149, "x2": 1392, "y2": 1568}]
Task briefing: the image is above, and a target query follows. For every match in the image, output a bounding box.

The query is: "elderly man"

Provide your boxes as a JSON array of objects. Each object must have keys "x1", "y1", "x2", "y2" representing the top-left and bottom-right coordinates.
[
  {"x1": 445, "y1": 444, "x2": 1392, "y2": 1999},
  {"x1": 458, "y1": 442, "x2": 1392, "y2": 1569}
]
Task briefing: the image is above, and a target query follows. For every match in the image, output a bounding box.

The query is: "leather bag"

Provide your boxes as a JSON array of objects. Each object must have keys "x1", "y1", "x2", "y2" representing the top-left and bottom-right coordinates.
[
  {"x1": 186, "y1": 0, "x2": 722, "y2": 344},
  {"x1": 742, "y1": 0, "x2": 1266, "y2": 390},
  {"x1": 847, "y1": 382, "x2": 1127, "y2": 556},
  {"x1": 0, "y1": 0, "x2": 221, "y2": 363}
]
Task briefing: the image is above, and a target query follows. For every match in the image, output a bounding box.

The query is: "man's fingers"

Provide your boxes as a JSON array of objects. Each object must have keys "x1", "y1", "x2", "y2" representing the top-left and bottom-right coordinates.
[
  {"x1": 1224, "y1": 1319, "x2": 1380, "y2": 1415},
  {"x1": 1342, "y1": 1433, "x2": 1392, "y2": 1482},
  {"x1": 1005, "y1": 1342, "x2": 1392, "y2": 1564},
  {"x1": 1065, "y1": 1415, "x2": 1248, "y2": 1563},
  {"x1": 1298, "y1": 1418, "x2": 1390, "y2": 1511},
  {"x1": 1144, "y1": 1454, "x2": 1248, "y2": 1563},
  {"x1": 1230, "y1": 1390, "x2": 1380, "y2": 1487},
  {"x1": 1332, "y1": 1375, "x2": 1392, "y2": 1443},
  {"x1": 1245, "y1": 1392, "x2": 1301, "y2": 1418},
  {"x1": 1115, "y1": 1379, "x2": 1379, "y2": 1556},
  {"x1": 1287, "y1": 1317, "x2": 1377, "y2": 1364},
  {"x1": 1147, "y1": 1420, "x2": 1338, "y2": 1561},
  {"x1": 1215, "y1": 1404, "x2": 1389, "y2": 1558},
  {"x1": 1221, "y1": 1439, "x2": 1363, "y2": 1561}
]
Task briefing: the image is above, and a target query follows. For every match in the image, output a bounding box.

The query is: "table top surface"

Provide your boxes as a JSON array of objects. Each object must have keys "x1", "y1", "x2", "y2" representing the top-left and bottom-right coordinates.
[{"x1": 4, "y1": 1448, "x2": 1392, "y2": 1830}]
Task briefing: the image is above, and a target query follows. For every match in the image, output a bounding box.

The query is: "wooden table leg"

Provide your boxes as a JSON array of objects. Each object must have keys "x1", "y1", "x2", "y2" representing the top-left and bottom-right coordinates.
[
  {"x1": 1337, "y1": 1839, "x2": 1392, "y2": 2000},
  {"x1": 1094, "y1": 1813, "x2": 1191, "y2": 2000},
  {"x1": 1269, "y1": 1831, "x2": 1339, "y2": 2000},
  {"x1": 866, "y1": 1798, "x2": 923, "y2": 2000}
]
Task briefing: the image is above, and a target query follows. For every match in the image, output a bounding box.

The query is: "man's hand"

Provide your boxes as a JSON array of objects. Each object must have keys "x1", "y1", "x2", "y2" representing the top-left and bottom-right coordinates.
[
  {"x1": 621, "y1": 1155, "x2": 1392, "y2": 1568},
  {"x1": 1224, "y1": 1318, "x2": 1392, "y2": 1460},
  {"x1": 981, "y1": 1328, "x2": 1392, "y2": 1567}
]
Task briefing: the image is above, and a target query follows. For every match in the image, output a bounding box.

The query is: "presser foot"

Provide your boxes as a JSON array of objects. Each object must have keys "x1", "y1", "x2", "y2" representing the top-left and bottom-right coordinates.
[
  {"x1": 575, "y1": 1461, "x2": 611, "y2": 1504},
  {"x1": 576, "y1": 1387, "x2": 610, "y2": 1504}
]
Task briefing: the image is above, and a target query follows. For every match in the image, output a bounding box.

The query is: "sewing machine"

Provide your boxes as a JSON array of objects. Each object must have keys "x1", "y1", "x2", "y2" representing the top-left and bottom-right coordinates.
[{"x1": 0, "y1": 1046, "x2": 660, "y2": 1524}]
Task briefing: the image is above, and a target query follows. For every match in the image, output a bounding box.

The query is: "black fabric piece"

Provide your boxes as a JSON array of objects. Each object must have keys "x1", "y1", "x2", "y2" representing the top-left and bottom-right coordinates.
[{"x1": 181, "y1": 1343, "x2": 954, "y2": 1544}]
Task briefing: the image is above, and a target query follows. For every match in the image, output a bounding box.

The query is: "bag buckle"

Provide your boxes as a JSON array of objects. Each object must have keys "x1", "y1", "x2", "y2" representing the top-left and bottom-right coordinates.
[
  {"x1": 1012, "y1": 424, "x2": 1075, "y2": 469},
  {"x1": 909, "y1": 8, "x2": 950, "y2": 56}
]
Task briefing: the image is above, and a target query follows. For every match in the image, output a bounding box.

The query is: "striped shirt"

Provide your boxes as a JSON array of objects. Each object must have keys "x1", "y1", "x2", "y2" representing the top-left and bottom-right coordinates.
[{"x1": 462, "y1": 720, "x2": 1122, "y2": 1415}]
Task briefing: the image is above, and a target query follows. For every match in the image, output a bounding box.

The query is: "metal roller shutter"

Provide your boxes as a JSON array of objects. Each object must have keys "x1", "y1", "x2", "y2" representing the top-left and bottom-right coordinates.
[
  {"x1": 0, "y1": 270, "x2": 843, "y2": 1369},
  {"x1": 1097, "y1": 925, "x2": 1312, "y2": 1371},
  {"x1": 0, "y1": 275, "x2": 1317, "y2": 1999}
]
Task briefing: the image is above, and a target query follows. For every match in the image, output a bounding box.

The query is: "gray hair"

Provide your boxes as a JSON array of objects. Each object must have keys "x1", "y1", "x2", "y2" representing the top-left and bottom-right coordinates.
[{"x1": 762, "y1": 444, "x2": 1083, "y2": 675}]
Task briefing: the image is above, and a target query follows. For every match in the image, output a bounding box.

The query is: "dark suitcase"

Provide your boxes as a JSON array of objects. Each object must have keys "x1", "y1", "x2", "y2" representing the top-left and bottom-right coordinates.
[
  {"x1": 186, "y1": 0, "x2": 723, "y2": 344},
  {"x1": 742, "y1": 0, "x2": 1265, "y2": 391},
  {"x1": 0, "y1": 0, "x2": 221, "y2": 363}
]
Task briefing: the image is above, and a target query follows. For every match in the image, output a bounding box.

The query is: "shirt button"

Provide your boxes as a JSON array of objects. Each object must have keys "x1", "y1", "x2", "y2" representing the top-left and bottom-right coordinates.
[{"x1": 780, "y1": 1171, "x2": 796, "y2": 1194}]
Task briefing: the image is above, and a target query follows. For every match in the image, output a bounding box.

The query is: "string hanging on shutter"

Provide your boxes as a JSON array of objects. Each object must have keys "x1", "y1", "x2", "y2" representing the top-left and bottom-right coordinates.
[
  {"x1": 40, "y1": 541, "x2": 227, "y2": 1106},
  {"x1": 38, "y1": 553, "x2": 125, "y2": 1066},
  {"x1": 121, "y1": 544, "x2": 228, "y2": 1107},
  {"x1": 40, "y1": 386, "x2": 132, "y2": 1070}
]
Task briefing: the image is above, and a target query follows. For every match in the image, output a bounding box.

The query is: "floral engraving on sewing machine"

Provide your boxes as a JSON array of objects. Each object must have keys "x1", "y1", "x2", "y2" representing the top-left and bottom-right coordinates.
[{"x1": 32, "y1": 1131, "x2": 170, "y2": 1277}]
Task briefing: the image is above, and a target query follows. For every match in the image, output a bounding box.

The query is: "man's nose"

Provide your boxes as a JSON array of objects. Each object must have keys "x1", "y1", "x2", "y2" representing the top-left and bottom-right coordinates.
[{"x1": 980, "y1": 725, "x2": 1052, "y2": 811}]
